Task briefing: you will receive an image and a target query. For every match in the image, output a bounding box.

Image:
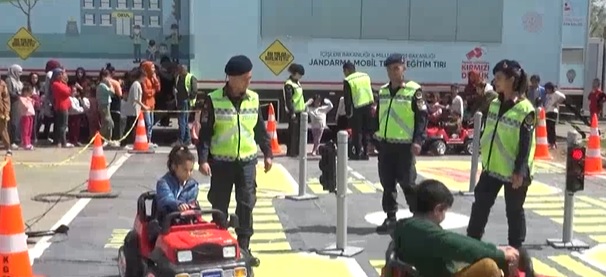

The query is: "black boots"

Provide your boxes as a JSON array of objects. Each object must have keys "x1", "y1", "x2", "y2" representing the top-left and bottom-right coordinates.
[{"x1": 238, "y1": 237, "x2": 260, "y2": 267}]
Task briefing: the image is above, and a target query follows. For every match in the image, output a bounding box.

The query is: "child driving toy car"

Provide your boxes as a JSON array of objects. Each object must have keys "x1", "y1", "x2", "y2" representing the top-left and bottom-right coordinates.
[{"x1": 156, "y1": 145, "x2": 199, "y2": 218}]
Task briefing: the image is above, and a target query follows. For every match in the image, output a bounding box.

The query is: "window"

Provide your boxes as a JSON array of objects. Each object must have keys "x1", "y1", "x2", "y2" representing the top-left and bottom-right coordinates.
[
  {"x1": 456, "y1": 0, "x2": 503, "y2": 43},
  {"x1": 361, "y1": 0, "x2": 409, "y2": 40},
  {"x1": 133, "y1": 0, "x2": 143, "y2": 9},
  {"x1": 84, "y1": 14, "x2": 95, "y2": 25},
  {"x1": 83, "y1": 0, "x2": 93, "y2": 8},
  {"x1": 149, "y1": 15, "x2": 160, "y2": 27},
  {"x1": 149, "y1": 0, "x2": 160, "y2": 10},
  {"x1": 101, "y1": 14, "x2": 111, "y2": 25},
  {"x1": 134, "y1": 15, "x2": 144, "y2": 26},
  {"x1": 100, "y1": 0, "x2": 110, "y2": 9},
  {"x1": 117, "y1": 0, "x2": 128, "y2": 9},
  {"x1": 260, "y1": 0, "x2": 312, "y2": 37},
  {"x1": 409, "y1": 0, "x2": 456, "y2": 41},
  {"x1": 310, "y1": 0, "x2": 361, "y2": 39}
]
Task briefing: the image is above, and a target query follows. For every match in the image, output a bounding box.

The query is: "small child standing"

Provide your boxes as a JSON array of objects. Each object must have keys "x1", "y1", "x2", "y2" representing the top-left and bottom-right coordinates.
[
  {"x1": 18, "y1": 85, "x2": 36, "y2": 150},
  {"x1": 306, "y1": 94, "x2": 333, "y2": 155},
  {"x1": 68, "y1": 85, "x2": 85, "y2": 146}
]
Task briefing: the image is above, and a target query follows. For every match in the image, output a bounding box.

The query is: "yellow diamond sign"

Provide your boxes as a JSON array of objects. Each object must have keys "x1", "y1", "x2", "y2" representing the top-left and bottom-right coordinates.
[
  {"x1": 7, "y1": 27, "x2": 40, "y2": 60},
  {"x1": 259, "y1": 40, "x2": 294, "y2": 76}
]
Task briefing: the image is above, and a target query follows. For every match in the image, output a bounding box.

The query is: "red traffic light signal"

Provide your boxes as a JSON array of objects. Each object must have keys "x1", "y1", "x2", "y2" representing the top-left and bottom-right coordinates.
[{"x1": 571, "y1": 148, "x2": 584, "y2": 160}]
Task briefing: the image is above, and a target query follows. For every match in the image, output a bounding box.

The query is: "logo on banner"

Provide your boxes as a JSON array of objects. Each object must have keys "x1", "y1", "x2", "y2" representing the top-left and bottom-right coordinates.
[
  {"x1": 461, "y1": 46, "x2": 489, "y2": 80},
  {"x1": 522, "y1": 11, "x2": 543, "y2": 33}
]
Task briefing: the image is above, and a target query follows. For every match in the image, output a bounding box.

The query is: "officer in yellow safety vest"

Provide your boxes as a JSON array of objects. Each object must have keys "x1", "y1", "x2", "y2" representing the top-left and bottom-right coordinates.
[
  {"x1": 375, "y1": 54, "x2": 428, "y2": 233},
  {"x1": 197, "y1": 55, "x2": 273, "y2": 267},
  {"x1": 283, "y1": 63, "x2": 306, "y2": 157},
  {"x1": 175, "y1": 64, "x2": 197, "y2": 145},
  {"x1": 343, "y1": 61, "x2": 374, "y2": 160},
  {"x1": 467, "y1": 60, "x2": 536, "y2": 249}
]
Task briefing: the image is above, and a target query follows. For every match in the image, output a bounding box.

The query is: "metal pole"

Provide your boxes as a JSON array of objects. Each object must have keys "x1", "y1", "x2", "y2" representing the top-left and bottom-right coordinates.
[
  {"x1": 317, "y1": 131, "x2": 364, "y2": 257},
  {"x1": 462, "y1": 112, "x2": 482, "y2": 195},
  {"x1": 298, "y1": 112, "x2": 308, "y2": 196},
  {"x1": 286, "y1": 112, "x2": 318, "y2": 201},
  {"x1": 562, "y1": 191, "x2": 574, "y2": 243},
  {"x1": 336, "y1": 130, "x2": 348, "y2": 250}
]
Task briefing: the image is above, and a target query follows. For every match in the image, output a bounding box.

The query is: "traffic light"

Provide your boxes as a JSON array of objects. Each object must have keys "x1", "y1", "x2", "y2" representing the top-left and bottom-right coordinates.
[
  {"x1": 565, "y1": 146, "x2": 585, "y2": 192},
  {"x1": 318, "y1": 141, "x2": 337, "y2": 193}
]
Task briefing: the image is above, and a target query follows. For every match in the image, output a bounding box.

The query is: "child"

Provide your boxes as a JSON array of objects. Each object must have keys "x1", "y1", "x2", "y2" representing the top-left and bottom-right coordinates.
[
  {"x1": 68, "y1": 85, "x2": 85, "y2": 146},
  {"x1": 18, "y1": 85, "x2": 35, "y2": 150},
  {"x1": 306, "y1": 94, "x2": 333, "y2": 155},
  {"x1": 156, "y1": 145, "x2": 199, "y2": 217}
]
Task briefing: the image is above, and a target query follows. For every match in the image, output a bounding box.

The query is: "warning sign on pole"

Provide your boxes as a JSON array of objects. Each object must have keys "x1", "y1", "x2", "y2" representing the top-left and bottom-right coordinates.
[{"x1": 6, "y1": 27, "x2": 40, "y2": 60}]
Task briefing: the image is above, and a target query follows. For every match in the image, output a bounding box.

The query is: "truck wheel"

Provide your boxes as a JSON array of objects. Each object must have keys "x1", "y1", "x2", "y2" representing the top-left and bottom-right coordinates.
[
  {"x1": 122, "y1": 231, "x2": 144, "y2": 277},
  {"x1": 431, "y1": 140, "x2": 446, "y2": 156}
]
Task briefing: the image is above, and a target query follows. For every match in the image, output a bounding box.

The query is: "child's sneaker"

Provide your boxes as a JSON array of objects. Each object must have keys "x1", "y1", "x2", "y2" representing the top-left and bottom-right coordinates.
[
  {"x1": 24, "y1": 145, "x2": 34, "y2": 150},
  {"x1": 63, "y1": 143, "x2": 74, "y2": 148},
  {"x1": 10, "y1": 143, "x2": 19, "y2": 150}
]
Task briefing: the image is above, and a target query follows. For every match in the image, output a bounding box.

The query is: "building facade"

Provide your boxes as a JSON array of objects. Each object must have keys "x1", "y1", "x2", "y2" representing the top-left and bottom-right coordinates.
[{"x1": 80, "y1": 0, "x2": 163, "y2": 38}]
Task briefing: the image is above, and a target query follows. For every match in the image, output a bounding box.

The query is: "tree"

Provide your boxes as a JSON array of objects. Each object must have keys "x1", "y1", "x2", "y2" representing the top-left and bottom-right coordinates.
[
  {"x1": 0, "y1": 0, "x2": 41, "y2": 32},
  {"x1": 591, "y1": 0, "x2": 606, "y2": 37}
]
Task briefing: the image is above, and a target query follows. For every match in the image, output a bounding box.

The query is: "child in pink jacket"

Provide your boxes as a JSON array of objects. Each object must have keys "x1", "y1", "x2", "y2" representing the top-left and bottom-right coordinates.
[{"x1": 19, "y1": 85, "x2": 36, "y2": 150}]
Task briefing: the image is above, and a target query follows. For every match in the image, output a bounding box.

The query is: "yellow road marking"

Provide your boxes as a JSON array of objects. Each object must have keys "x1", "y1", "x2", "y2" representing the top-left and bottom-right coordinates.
[
  {"x1": 352, "y1": 182, "x2": 378, "y2": 193},
  {"x1": 589, "y1": 235, "x2": 606, "y2": 243},
  {"x1": 533, "y1": 208, "x2": 604, "y2": 217},
  {"x1": 532, "y1": 258, "x2": 566, "y2": 277},
  {"x1": 524, "y1": 202, "x2": 592, "y2": 209},
  {"x1": 549, "y1": 255, "x2": 606, "y2": 277},
  {"x1": 553, "y1": 217, "x2": 606, "y2": 224},
  {"x1": 370, "y1": 259, "x2": 384, "y2": 275},
  {"x1": 577, "y1": 196, "x2": 606, "y2": 209}
]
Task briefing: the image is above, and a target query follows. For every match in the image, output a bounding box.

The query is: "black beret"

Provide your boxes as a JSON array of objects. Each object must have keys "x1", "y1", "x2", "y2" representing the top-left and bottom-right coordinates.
[
  {"x1": 384, "y1": 53, "x2": 405, "y2": 67},
  {"x1": 492, "y1": 59, "x2": 522, "y2": 75},
  {"x1": 288, "y1": 63, "x2": 305, "y2": 75},
  {"x1": 224, "y1": 55, "x2": 253, "y2": 76}
]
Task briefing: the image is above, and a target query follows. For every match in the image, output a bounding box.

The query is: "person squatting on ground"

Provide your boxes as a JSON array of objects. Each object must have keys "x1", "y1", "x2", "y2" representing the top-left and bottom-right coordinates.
[
  {"x1": 50, "y1": 68, "x2": 73, "y2": 148},
  {"x1": 375, "y1": 53, "x2": 428, "y2": 233},
  {"x1": 18, "y1": 84, "x2": 36, "y2": 150},
  {"x1": 305, "y1": 94, "x2": 333, "y2": 155},
  {"x1": 343, "y1": 61, "x2": 374, "y2": 160},
  {"x1": 197, "y1": 55, "x2": 273, "y2": 266},
  {"x1": 467, "y1": 59, "x2": 536, "y2": 249},
  {"x1": 156, "y1": 145, "x2": 199, "y2": 219},
  {"x1": 391, "y1": 179, "x2": 520, "y2": 277},
  {"x1": 283, "y1": 63, "x2": 306, "y2": 157},
  {"x1": 0, "y1": 80, "x2": 10, "y2": 154},
  {"x1": 6, "y1": 64, "x2": 23, "y2": 148}
]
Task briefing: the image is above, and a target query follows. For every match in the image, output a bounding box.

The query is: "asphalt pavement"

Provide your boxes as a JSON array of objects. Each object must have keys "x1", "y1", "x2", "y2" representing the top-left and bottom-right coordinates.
[{"x1": 22, "y1": 145, "x2": 606, "y2": 277}]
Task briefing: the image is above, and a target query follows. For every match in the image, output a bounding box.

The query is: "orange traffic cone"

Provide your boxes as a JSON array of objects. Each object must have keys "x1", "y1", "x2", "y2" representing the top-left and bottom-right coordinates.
[
  {"x1": 87, "y1": 132, "x2": 111, "y2": 193},
  {"x1": 0, "y1": 158, "x2": 42, "y2": 277},
  {"x1": 585, "y1": 114, "x2": 604, "y2": 174},
  {"x1": 266, "y1": 104, "x2": 283, "y2": 155},
  {"x1": 534, "y1": 108, "x2": 551, "y2": 160},
  {"x1": 128, "y1": 111, "x2": 155, "y2": 154}
]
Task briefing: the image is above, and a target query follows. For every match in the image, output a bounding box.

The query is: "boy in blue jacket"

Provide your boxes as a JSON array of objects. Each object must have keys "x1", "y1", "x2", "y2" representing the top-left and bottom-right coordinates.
[{"x1": 156, "y1": 145, "x2": 199, "y2": 216}]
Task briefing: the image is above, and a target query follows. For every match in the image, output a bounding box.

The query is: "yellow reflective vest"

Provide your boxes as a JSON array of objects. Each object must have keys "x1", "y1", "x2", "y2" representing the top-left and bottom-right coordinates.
[
  {"x1": 374, "y1": 81, "x2": 420, "y2": 143},
  {"x1": 209, "y1": 88, "x2": 259, "y2": 162},
  {"x1": 345, "y1": 72, "x2": 374, "y2": 108},
  {"x1": 480, "y1": 98, "x2": 536, "y2": 182},
  {"x1": 285, "y1": 79, "x2": 305, "y2": 113}
]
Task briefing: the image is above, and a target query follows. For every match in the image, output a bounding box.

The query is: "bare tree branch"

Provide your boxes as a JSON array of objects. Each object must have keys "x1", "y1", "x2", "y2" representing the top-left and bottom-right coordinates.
[
  {"x1": 8, "y1": 0, "x2": 27, "y2": 15},
  {"x1": 30, "y1": 0, "x2": 39, "y2": 10}
]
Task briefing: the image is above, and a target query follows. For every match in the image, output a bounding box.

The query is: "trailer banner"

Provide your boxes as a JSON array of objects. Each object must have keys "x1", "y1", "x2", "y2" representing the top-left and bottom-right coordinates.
[{"x1": 308, "y1": 50, "x2": 447, "y2": 70}]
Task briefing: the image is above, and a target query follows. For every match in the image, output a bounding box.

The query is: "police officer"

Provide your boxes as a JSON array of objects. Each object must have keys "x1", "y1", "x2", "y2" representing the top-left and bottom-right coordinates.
[
  {"x1": 375, "y1": 54, "x2": 428, "y2": 233},
  {"x1": 197, "y1": 55, "x2": 273, "y2": 266},
  {"x1": 283, "y1": 63, "x2": 306, "y2": 157},
  {"x1": 343, "y1": 61, "x2": 374, "y2": 160},
  {"x1": 466, "y1": 60, "x2": 535, "y2": 249}
]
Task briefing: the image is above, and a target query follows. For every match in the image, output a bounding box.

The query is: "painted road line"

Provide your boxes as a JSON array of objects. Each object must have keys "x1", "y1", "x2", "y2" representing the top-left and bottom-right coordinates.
[
  {"x1": 549, "y1": 255, "x2": 606, "y2": 277},
  {"x1": 572, "y1": 244, "x2": 606, "y2": 273},
  {"x1": 589, "y1": 236, "x2": 606, "y2": 243},
  {"x1": 29, "y1": 153, "x2": 132, "y2": 264},
  {"x1": 347, "y1": 166, "x2": 382, "y2": 193},
  {"x1": 369, "y1": 258, "x2": 567, "y2": 277},
  {"x1": 308, "y1": 177, "x2": 353, "y2": 194},
  {"x1": 105, "y1": 229, "x2": 131, "y2": 249},
  {"x1": 415, "y1": 160, "x2": 559, "y2": 196},
  {"x1": 524, "y1": 202, "x2": 592, "y2": 209}
]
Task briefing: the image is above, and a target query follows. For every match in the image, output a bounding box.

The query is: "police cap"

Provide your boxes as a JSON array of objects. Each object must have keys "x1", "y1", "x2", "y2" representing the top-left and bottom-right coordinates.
[
  {"x1": 224, "y1": 55, "x2": 253, "y2": 76},
  {"x1": 384, "y1": 53, "x2": 405, "y2": 67}
]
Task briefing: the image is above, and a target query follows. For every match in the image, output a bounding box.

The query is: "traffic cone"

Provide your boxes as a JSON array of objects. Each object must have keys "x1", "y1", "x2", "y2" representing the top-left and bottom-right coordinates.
[
  {"x1": 87, "y1": 132, "x2": 111, "y2": 193},
  {"x1": 534, "y1": 108, "x2": 552, "y2": 160},
  {"x1": 0, "y1": 158, "x2": 42, "y2": 277},
  {"x1": 585, "y1": 114, "x2": 604, "y2": 174},
  {"x1": 128, "y1": 111, "x2": 155, "y2": 154},
  {"x1": 266, "y1": 104, "x2": 283, "y2": 155}
]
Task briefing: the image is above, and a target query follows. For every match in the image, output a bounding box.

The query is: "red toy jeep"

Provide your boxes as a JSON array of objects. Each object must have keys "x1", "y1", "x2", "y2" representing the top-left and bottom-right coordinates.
[{"x1": 117, "y1": 191, "x2": 254, "y2": 277}]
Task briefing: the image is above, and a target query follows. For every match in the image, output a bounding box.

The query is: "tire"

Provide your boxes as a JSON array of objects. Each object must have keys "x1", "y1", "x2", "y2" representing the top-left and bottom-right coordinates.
[
  {"x1": 464, "y1": 140, "x2": 473, "y2": 155},
  {"x1": 431, "y1": 140, "x2": 446, "y2": 156},
  {"x1": 122, "y1": 231, "x2": 144, "y2": 277}
]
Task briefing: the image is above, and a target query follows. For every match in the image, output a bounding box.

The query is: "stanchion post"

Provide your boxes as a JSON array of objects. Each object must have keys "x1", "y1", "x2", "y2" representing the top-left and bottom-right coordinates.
[
  {"x1": 546, "y1": 130, "x2": 589, "y2": 250},
  {"x1": 460, "y1": 112, "x2": 482, "y2": 196},
  {"x1": 286, "y1": 112, "x2": 318, "y2": 201},
  {"x1": 317, "y1": 131, "x2": 364, "y2": 257}
]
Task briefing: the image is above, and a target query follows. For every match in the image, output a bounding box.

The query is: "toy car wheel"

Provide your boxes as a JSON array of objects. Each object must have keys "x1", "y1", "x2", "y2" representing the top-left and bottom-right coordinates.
[
  {"x1": 431, "y1": 140, "x2": 446, "y2": 156},
  {"x1": 464, "y1": 140, "x2": 473, "y2": 155},
  {"x1": 121, "y1": 231, "x2": 144, "y2": 277},
  {"x1": 143, "y1": 268, "x2": 158, "y2": 277}
]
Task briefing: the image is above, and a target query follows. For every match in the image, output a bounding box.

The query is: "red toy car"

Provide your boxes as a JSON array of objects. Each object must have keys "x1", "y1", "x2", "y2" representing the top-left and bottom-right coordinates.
[
  {"x1": 423, "y1": 125, "x2": 475, "y2": 156},
  {"x1": 117, "y1": 191, "x2": 254, "y2": 277}
]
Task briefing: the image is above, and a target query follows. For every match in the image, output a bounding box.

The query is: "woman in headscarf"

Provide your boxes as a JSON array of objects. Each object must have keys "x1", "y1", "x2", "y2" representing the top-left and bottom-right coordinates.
[{"x1": 6, "y1": 64, "x2": 23, "y2": 149}]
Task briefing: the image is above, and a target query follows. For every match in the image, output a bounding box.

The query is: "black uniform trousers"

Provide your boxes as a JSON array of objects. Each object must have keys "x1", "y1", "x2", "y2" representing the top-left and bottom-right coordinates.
[
  {"x1": 378, "y1": 142, "x2": 418, "y2": 216},
  {"x1": 467, "y1": 172, "x2": 529, "y2": 248},
  {"x1": 350, "y1": 104, "x2": 372, "y2": 157},
  {"x1": 207, "y1": 159, "x2": 257, "y2": 242},
  {"x1": 287, "y1": 112, "x2": 301, "y2": 157}
]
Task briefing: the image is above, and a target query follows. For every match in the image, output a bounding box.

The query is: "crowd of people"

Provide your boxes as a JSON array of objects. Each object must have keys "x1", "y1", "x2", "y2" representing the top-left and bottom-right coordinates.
[{"x1": 0, "y1": 57, "x2": 198, "y2": 155}]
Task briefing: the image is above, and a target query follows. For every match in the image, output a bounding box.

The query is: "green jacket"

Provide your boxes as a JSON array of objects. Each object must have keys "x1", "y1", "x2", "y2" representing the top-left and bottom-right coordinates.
[{"x1": 394, "y1": 217, "x2": 507, "y2": 276}]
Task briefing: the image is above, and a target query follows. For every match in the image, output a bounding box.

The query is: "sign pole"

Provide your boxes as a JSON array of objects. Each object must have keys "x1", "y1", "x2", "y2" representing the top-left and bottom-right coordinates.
[
  {"x1": 286, "y1": 112, "x2": 318, "y2": 201},
  {"x1": 460, "y1": 112, "x2": 482, "y2": 196}
]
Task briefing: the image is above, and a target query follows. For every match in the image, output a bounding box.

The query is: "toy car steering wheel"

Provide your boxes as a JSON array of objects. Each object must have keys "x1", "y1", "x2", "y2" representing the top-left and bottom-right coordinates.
[{"x1": 161, "y1": 209, "x2": 229, "y2": 234}]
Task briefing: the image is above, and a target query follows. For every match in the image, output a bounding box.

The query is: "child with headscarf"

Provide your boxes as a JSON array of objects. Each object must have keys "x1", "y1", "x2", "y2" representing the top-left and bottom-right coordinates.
[
  {"x1": 6, "y1": 64, "x2": 23, "y2": 149},
  {"x1": 0, "y1": 80, "x2": 11, "y2": 154}
]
